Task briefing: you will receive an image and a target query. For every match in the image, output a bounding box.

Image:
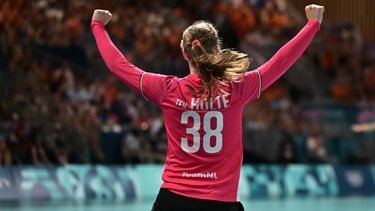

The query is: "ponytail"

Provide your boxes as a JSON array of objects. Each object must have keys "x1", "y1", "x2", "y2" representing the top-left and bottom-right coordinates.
[
  {"x1": 190, "y1": 42, "x2": 250, "y2": 98},
  {"x1": 182, "y1": 20, "x2": 251, "y2": 99}
]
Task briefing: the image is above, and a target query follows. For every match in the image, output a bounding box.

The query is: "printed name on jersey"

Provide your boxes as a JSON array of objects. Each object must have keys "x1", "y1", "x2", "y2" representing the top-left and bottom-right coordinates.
[{"x1": 175, "y1": 95, "x2": 230, "y2": 110}]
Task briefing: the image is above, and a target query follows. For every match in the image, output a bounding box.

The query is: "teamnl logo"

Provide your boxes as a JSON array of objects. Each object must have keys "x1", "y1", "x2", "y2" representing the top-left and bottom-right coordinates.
[{"x1": 182, "y1": 172, "x2": 218, "y2": 179}]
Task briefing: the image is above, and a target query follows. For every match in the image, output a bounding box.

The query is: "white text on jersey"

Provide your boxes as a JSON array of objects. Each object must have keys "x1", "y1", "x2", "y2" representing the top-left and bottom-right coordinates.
[
  {"x1": 182, "y1": 172, "x2": 218, "y2": 179},
  {"x1": 175, "y1": 96, "x2": 230, "y2": 110}
]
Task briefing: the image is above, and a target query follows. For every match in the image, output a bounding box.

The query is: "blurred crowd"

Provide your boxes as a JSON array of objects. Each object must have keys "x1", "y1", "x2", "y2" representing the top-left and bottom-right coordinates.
[{"x1": 0, "y1": 0, "x2": 374, "y2": 165}]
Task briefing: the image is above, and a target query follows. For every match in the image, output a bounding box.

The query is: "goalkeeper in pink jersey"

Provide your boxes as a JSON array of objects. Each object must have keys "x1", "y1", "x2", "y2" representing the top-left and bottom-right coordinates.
[{"x1": 92, "y1": 4, "x2": 324, "y2": 211}]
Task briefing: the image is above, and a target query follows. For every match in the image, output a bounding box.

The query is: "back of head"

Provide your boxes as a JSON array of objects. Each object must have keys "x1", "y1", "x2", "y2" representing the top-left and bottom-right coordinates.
[{"x1": 181, "y1": 21, "x2": 251, "y2": 98}]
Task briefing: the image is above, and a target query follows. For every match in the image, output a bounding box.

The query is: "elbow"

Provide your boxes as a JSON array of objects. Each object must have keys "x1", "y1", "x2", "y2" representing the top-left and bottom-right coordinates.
[
  {"x1": 107, "y1": 64, "x2": 118, "y2": 74},
  {"x1": 105, "y1": 60, "x2": 120, "y2": 73},
  {"x1": 106, "y1": 58, "x2": 127, "y2": 74},
  {"x1": 102, "y1": 61, "x2": 116, "y2": 73}
]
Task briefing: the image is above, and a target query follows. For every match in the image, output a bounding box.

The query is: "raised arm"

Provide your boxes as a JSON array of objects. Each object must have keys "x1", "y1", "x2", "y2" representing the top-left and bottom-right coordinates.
[
  {"x1": 91, "y1": 9, "x2": 143, "y2": 92},
  {"x1": 259, "y1": 4, "x2": 324, "y2": 91},
  {"x1": 91, "y1": 10, "x2": 176, "y2": 105}
]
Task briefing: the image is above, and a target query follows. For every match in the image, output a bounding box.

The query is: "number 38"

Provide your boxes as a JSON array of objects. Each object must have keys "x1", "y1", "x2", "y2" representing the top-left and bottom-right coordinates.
[{"x1": 180, "y1": 111, "x2": 223, "y2": 154}]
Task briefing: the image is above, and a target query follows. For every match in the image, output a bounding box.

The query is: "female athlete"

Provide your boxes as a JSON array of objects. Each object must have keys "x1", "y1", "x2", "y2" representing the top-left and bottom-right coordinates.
[{"x1": 91, "y1": 4, "x2": 324, "y2": 211}]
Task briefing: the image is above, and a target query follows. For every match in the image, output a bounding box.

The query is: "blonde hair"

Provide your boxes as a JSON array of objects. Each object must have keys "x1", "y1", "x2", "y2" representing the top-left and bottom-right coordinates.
[{"x1": 181, "y1": 21, "x2": 251, "y2": 98}]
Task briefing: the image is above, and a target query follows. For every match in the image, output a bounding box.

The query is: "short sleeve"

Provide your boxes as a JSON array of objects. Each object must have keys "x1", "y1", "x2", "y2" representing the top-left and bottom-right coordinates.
[
  {"x1": 141, "y1": 72, "x2": 177, "y2": 105},
  {"x1": 233, "y1": 69, "x2": 262, "y2": 104}
]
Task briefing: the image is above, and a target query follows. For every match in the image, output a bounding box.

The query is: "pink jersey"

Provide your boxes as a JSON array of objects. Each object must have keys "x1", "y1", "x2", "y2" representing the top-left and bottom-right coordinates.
[{"x1": 91, "y1": 20, "x2": 320, "y2": 202}]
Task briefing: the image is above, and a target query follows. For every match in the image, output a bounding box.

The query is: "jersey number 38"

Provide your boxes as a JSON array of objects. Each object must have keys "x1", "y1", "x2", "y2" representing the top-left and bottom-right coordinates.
[{"x1": 180, "y1": 111, "x2": 223, "y2": 154}]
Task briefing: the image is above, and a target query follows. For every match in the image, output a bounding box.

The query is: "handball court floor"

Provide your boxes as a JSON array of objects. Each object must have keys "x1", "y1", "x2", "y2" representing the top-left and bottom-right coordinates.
[{"x1": 2, "y1": 197, "x2": 375, "y2": 211}]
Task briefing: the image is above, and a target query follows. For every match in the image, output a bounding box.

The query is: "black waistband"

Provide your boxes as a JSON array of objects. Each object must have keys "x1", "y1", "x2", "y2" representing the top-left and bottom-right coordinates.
[{"x1": 152, "y1": 188, "x2": 244, "y2": 211}]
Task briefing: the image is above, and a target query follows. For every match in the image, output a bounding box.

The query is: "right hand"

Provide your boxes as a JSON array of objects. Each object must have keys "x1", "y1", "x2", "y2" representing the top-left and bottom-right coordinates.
[
  {"x1": 92, "y1": 9, "x2": 112, "y2": 25},
  {"x1": 305, "y1": 4, "x2": 324, "y2": 24}
]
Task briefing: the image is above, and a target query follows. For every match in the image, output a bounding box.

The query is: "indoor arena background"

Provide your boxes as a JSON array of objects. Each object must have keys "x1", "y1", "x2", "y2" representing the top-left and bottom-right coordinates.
[{"x1": 1, "y1": 0, "x2": 375, "y2": 210}]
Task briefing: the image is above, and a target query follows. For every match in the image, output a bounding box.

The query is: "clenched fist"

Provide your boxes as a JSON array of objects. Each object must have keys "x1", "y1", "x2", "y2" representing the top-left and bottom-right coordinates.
[
  {"x1": 305, "y1": 4, "x2": 324, "y2": 24},
  {"x1": 92, "y1": 9, "x2": 112, "y2": 25}
]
